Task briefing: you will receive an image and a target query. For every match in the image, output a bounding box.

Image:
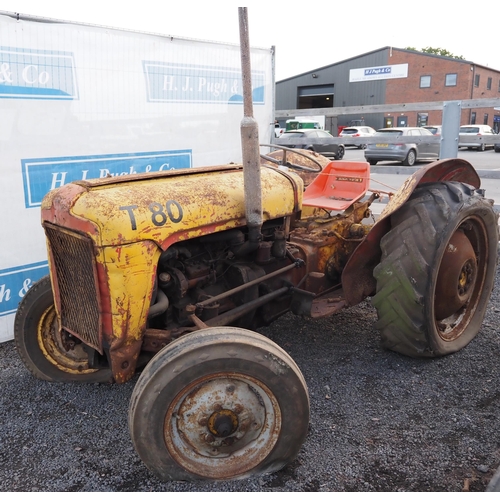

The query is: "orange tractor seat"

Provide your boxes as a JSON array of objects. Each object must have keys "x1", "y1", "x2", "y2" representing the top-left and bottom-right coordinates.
[{"x1": 302, "y1": 161, "x2": 370, "y2": 211}]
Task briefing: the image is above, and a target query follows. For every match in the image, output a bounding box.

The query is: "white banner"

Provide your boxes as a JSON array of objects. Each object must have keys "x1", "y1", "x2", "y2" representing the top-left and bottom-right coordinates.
[
  {"x1": 0, "y1": 11, "x2": 274, "y2": 341},
  {"x1": 349, "y1": 63, "x2": 408, "y2": 82}
]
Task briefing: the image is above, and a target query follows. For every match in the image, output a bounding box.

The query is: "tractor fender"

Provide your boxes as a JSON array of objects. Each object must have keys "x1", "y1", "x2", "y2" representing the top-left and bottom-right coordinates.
[{"x1": 341, "y1": 158, "x2": 481, "y2": 306}]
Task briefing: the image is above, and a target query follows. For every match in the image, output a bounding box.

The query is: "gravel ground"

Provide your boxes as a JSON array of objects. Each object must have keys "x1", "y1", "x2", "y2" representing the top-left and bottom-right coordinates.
[{"x1": 1, "y1": 261, "x2": 500, "y2": 492}]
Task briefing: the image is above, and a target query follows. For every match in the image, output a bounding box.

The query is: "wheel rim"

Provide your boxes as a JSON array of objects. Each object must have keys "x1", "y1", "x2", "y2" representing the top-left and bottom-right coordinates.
[
  {"x1": 408, "y1": 151, "x2": 416, "y2": 165},
  {"x1": 37, "y1": 305, "x2": 100, "y2": 375},
  {"x1": 164, "y1": 373, "x2": 282, "y2": 479},
  {"x1": 434, "y1": 221, "x2": 487, "y2": 342}
]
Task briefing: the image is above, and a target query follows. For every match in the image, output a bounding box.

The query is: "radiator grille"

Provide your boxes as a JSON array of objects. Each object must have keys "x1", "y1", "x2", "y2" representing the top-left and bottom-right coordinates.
[{"x1": 44, "y1": 224, "x2": 101, "y2": 352}]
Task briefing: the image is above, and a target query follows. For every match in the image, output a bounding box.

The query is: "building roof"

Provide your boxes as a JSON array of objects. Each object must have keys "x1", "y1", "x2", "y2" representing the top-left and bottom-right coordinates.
[{"x1": 276, "y1": 46, "x2": 498, "y2": 84}]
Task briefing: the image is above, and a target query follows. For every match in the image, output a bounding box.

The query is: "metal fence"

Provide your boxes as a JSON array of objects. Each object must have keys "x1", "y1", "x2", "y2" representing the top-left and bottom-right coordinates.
[{"x1": 274, "y1": 98, "x2": 500, "y2": 158}]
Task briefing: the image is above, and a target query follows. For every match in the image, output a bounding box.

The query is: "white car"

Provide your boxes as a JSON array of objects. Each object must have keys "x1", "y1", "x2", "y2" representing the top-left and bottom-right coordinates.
[
  {"x1": 458, "y1": 124, "x2": 498, "y2": 151},
  {"x1": 274, "y1": 123, "x2": 285, "y2": 138},
  {"x1": 339, "y1": 126, "x2": 376, "y2": 149}
]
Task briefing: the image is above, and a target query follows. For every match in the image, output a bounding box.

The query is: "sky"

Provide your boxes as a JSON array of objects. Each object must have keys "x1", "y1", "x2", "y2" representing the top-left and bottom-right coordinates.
[{"x1": 0, "y1": 1, "x2": 499, "y2": 81}]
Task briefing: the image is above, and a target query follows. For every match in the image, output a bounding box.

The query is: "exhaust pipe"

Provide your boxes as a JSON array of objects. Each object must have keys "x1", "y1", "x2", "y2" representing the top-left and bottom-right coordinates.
[{"x1": 238, "y1": 7, "x2": 262, "y2": 252}]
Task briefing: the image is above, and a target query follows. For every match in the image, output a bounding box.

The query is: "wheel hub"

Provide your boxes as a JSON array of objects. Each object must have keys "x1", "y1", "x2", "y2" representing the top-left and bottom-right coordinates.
[
  {"x1": 435, "y1": 230, "x2": 477, "y2": 321},
  {"x1": 208, "y1": 409, "x2": 239, "y2": 437},
  {"x1": 164, "y1": 374, "x2": 281, "y2": 478},
  {"x1": 38, "y1": 306, "x2": 96, "y2": 374}
]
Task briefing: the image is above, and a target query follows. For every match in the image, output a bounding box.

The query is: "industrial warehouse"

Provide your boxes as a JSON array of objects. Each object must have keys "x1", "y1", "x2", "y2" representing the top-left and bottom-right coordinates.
[{"x1": 276, "y1": 47, "x2": 500, "y2": 134}]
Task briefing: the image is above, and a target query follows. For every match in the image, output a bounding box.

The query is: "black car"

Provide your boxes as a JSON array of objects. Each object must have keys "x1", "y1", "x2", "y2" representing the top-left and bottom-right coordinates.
[{"x1": 274, "y1": 129, "x2": 345, "y2": 160}]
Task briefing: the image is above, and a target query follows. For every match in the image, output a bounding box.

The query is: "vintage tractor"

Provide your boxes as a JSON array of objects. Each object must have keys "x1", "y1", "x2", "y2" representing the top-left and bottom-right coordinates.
[{"x1": 14, "y1": 8, "x2": 499, "y2": 482}]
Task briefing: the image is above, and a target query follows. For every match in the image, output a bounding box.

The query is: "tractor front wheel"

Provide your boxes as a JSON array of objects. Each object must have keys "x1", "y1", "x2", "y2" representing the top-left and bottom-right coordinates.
[
  {"x1": 14, "y1": 276, "x2": 112, "y2": 383},
  {"x1": 372, "y1": 182, "x2": 498, "y2": 357},
  {"x1": 128, "y1": 327, "x2": 310, "y2": 481}
]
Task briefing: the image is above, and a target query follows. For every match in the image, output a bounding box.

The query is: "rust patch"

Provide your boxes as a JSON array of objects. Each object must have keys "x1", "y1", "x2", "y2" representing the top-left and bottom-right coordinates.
[
  {"x1": 108, "y1": 337, "x2": 143, "y2": 384},
  {"x1": 142, "y1": 329, "x2": 173, "y2": 352}
]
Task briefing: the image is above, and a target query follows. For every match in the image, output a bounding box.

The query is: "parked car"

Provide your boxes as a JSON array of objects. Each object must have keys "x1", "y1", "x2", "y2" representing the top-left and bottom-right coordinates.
[
  {"x1": 458, "y1": 125, "x2": 498, "y2": 151},
  {"x1": 339, "y1": 126, "x2": 377, "y2": 149},
  {"x1": 423, "y1": 125, "x2": 442, "y2": 136},
  {"x1": 274, "y1": 122, "x2": 285, "y2": 138},
  {"x1": 364, "y1": 127, "x2": 440, "y2": 166},
  {"x1": 274, "y1": 129, "x2": 345, "y2": 159}
]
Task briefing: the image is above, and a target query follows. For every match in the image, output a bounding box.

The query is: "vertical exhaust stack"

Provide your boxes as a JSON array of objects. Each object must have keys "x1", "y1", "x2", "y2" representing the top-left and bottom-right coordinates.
[{"x1": 238, "y1": 7, "x2": 262, "y2": 249}]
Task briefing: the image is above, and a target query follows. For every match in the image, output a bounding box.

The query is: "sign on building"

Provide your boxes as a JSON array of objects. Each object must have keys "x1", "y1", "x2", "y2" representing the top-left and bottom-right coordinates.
[{"x1": 349, "y1": 63, "x2": 409, "y2": 82}]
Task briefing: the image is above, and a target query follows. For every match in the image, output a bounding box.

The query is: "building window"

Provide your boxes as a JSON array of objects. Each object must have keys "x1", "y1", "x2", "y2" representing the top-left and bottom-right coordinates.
[
  {"x1": 484, "y1": 113, "x2": 489, "y2": 125},
  {"x1": 487, "y1": 77, "x2": 492, "y2": 90},
  {"x1": 475, "y1": 74, "x2": 480, "y2": 87},
  {"x1": 420, "y1": 75, "x2": 431, "y2": 88},
  {"x1": 417, "y1": 113, "x2": 428, "y2": 126},
  {"x1": 445, "y1": 73, "x2": 457, "y2": 86},
  {"x1": 471, "y1": 112, "x2": 476, "y2": 124}
]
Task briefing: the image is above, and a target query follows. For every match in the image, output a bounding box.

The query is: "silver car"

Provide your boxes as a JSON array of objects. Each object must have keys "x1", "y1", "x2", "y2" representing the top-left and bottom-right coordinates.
[{"x1": 364, "y1": 127, "x2": 440, "y2": 166}]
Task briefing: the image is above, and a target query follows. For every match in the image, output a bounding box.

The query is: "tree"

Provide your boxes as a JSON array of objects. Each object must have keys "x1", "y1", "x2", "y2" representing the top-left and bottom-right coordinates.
[{"x1": 404, "y1": 46, "x2": 465, "y2": 60}]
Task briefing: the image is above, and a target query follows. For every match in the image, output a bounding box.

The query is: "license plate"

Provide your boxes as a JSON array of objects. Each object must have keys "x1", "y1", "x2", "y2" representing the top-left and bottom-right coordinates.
[{"x1": 376, "y1": 143, "x2": 389, "y2": 147}]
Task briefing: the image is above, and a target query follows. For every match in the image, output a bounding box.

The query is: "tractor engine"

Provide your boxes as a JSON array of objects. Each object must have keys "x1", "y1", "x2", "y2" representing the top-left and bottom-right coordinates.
[
  {"x1": 41, "y1": 163, "x2": 306, "y2": 382},
  {"x1": 146, "y1": 221, "x2": 296, "y2": 337}
]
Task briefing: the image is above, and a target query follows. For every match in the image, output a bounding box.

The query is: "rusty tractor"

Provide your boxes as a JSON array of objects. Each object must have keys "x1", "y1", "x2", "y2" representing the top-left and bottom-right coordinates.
[{"x1": 14, "y1": 8, "x2": 499, "y2": 482}]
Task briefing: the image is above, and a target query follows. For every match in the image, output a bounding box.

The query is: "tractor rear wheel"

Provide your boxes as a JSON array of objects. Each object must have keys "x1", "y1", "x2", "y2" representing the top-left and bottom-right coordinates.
[
  {"x1": 372, "y1": 182, "x2": 498, "y2": 357},
  {"x1": 128, "y1": 326, "x2": 309, "y2": 481},
  {"x1": 14, "y1": 276, "x2": 112, "y2": 383}
]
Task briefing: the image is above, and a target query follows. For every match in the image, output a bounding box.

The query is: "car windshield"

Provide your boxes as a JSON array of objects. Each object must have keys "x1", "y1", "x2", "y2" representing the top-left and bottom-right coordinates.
[
  {"x1": 317, "y1": 131, "x2": 333, "y2": 138},
  {"x1": 283, "y1": 132, "x2": 305, "y2": 137},
  {"x1": 341, "y1": 129, "x2": 357, "y2": 134},
  {"x1": 460, "y1": 127, "x2": 480, "y2": 133}
]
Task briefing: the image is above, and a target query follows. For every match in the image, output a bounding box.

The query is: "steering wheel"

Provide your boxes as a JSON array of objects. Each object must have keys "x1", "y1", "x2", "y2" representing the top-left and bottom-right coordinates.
[{"x1": 260, "y1": 144, "x2": 323, "y2": 173}]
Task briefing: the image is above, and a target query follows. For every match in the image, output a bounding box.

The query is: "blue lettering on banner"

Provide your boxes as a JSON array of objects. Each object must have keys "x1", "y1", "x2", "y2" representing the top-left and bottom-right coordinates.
[
  {"x1": 364, "y1": 67, "x2": 392, "y2": 76},
  {"x1": 0, "y1": 262, "x2": 49, "y2": 316},
  {"x1": 0, "y1": 46, "x2": 78, "y2": 100},
  {"x1": 143, "y1": 62, "x2": 265, "y2": 104},
  {"x1": 21, "y1": 150, "x2": 192, "y2": 208}
]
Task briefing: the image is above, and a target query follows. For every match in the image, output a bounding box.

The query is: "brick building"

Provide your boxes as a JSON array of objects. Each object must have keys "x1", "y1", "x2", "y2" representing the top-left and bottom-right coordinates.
[{"x1": 275, "y1": 47, "x2": 500, "y2": 133}]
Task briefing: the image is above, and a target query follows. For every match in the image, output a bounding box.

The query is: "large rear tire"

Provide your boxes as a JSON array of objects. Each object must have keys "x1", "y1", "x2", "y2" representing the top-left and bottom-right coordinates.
[
  {"x1": 14, "y1": 276, "x2": 112, "y2": 383},
  {"x1": 129, "y1": 327, "x2": 309, "y2": 481},
  {"x1": 372, "y1": 182, "x2": 498, "y2": 357},
  {"x1": 487, "y1": 464, "x2": 500, "y2": 491}
]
